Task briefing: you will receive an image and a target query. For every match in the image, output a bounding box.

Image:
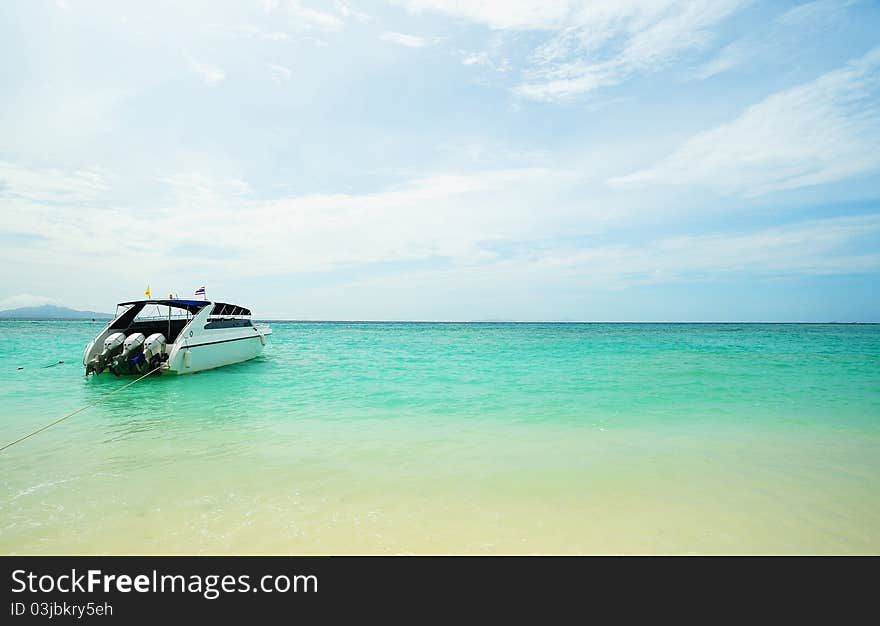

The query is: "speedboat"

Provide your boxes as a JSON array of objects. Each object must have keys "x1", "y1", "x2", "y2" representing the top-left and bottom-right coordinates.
[{"x1": 83, "y1": 299, "x2": 272, "y2": 376}]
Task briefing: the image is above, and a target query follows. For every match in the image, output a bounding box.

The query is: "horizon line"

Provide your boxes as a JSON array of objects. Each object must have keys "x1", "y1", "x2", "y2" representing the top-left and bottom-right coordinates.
[{"x1": 2, "y1": 317, "x2": 877, "y2": 325}]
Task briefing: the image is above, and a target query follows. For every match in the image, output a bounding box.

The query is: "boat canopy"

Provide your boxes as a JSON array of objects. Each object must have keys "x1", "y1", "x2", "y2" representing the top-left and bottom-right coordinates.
[
  {"x1": 211, "y1": 302, "x2": 252, "y2": 316},
  {"x1": 118, "y1": 299, "x2": 211, "y2": 312}
]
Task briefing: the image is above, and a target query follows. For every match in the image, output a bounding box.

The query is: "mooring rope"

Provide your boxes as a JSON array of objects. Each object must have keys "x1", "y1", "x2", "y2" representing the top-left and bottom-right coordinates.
[
  {"x1": 15, "y1": 360, "x2": 65, "y2": 370},
  {"x1": 0, "y1": 365, "x2": 162, "y2": 454}
]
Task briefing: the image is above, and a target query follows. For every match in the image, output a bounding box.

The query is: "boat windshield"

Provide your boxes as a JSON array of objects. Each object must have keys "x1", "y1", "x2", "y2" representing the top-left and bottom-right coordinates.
[
  {"x1": 109, "y1": 300, "x2": 209, "y2": 342},
  {"x1": 133, "y1": 303, "x2": 192, "y2": 322}
]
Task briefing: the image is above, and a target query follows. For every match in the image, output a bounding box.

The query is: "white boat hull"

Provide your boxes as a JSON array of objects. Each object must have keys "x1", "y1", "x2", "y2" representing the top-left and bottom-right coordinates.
[{"x1": 165, "y1": 328, "x2": 269, "y2": 374}]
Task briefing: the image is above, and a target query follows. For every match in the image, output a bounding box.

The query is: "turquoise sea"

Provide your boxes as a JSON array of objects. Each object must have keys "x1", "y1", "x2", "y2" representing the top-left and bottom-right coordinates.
[{"x1": 1, "y1": 321, "x2": 879, "y2": 554}]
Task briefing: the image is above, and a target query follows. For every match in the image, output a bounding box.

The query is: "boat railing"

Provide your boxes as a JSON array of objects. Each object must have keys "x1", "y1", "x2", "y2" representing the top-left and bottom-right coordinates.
[{"x1": 133, "y1": 314, "x2": 192, "y2": 322}]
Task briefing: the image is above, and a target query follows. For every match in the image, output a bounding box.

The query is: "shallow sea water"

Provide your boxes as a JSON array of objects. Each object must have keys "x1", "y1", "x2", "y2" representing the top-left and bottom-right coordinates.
[{"x1": 1, "y1": 321, "x2": 878, "y2": 554}]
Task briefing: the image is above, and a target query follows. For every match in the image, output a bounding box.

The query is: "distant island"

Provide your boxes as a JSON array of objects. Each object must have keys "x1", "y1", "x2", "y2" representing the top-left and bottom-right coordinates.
[{"x1": 0, "y1": 304, "x2": 112, "y2": 319}]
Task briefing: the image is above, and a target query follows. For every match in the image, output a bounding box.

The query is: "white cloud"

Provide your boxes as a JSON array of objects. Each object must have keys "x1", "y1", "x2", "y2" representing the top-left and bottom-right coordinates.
[
  {"x1": 191, "y1": 168, "x2": 582, "y2": 275},
  {"x1": 461, "y1": 51, "x2": 490, "y2": 66},
  {"x1": 4, "y1": 156, "x2": 877, "y2": 300},
  {"x1": 186, "y1": 55, "x2": 226, "y2": 85},
  {"x1": 261, "y1": 0, "x2": 366, "y2": 31},
  {"x1": 694, "y1": 39, "x2": 750, "y2": 80},
  {"x1": 277, "y1": 212, "x2": 880, "y2": 320},
  {"x1": 379, "y1": 31, "x2": 428, "y2": 48},
  {"x1": 206, "y1": 23, "x2": 292, "y2": 41},
  {"x1": 610, "y1": 47, "x2": 880, "y2": 196},
  {"x1": 0, "y1": 161, "x2": 110, "y2": 205},
  {"x1": 459, "y1": 33, "x2": 510, "y2": 72},
  {"x1": 267, "y1": 62, "x2": 292, "y2": 83},
  {"x1": 3, "y1": 156, "x2": 878, "y2": 317},
  {"x1": 155, "y1": 173, "x2": 252, "y2": 207},
  {"x1": 514, "y1": 64, "x2": 613, "y2": 101},
  {"x1": 400, "y1": 0, "x2": 747, "y2": 101},
  {"x1": 696, "y1": 0, "x2": 858, "y2": 80},
  {"x1": 522, "y1": 0, "x2": 746, "y2": 101},
  {"x1": 778, "y1": 0, "x2": 857, "y2": 27},
  {"x1": 0, "y1": 294, "x2": 60, "y2": 310},
  {"x1": 399, "y1": 0, "x2": 571, "y2": 30},
  {"x1": 285, "y1": 1, "x2": 345, "y2": 31},
  {"x1": 0, "y1": 165, "x2": 583, "y2": 281},
  {"x1": 335, "y1": 1, "x2": 371, "y2": 22},
  {"x1": 535, "y1": 214, "x2": 880, "y2": 285}
]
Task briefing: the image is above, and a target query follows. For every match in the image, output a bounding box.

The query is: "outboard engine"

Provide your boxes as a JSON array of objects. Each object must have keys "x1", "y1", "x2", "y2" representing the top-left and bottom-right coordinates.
[
  {"x1": 143, "y1": 333, "x2": 167, "y2": 372},
  {"x1": 86, "y1": 332, "x2": 126, "y2": 375},
  {"x1": 110, "y1": 332, "x2": 146, "y2": 376}
]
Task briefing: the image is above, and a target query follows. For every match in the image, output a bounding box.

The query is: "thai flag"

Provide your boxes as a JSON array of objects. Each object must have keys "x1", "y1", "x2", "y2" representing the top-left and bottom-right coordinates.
[{"x1": 195, "y1": 286, "x2": 206, "y2": 296}]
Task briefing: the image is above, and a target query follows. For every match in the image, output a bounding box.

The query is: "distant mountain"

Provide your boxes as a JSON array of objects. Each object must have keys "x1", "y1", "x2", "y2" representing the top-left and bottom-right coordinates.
[{"x1": 0, "y1": 304, "x2": 112, "y2": 319}]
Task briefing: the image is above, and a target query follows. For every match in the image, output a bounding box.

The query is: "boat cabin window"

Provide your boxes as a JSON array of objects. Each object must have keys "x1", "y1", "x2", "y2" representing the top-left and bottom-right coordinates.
[
  {"x1": 210, "y1": 303, "x2": 251, "y2": 317},
  {"x1": 206, "y1": 302, "x2": 253, "y2": 329}
]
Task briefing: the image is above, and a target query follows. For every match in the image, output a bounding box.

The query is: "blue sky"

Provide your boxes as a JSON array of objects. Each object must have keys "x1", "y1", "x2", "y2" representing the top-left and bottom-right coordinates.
[{"x1": 1, "y1": 0, "x2": 879, "y2": 320}]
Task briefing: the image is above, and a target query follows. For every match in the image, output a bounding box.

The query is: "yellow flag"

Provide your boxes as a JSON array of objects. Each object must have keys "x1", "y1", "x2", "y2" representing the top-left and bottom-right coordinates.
[{"x1": 145, "y1": 285, "x2": 151, "y2": 298}]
